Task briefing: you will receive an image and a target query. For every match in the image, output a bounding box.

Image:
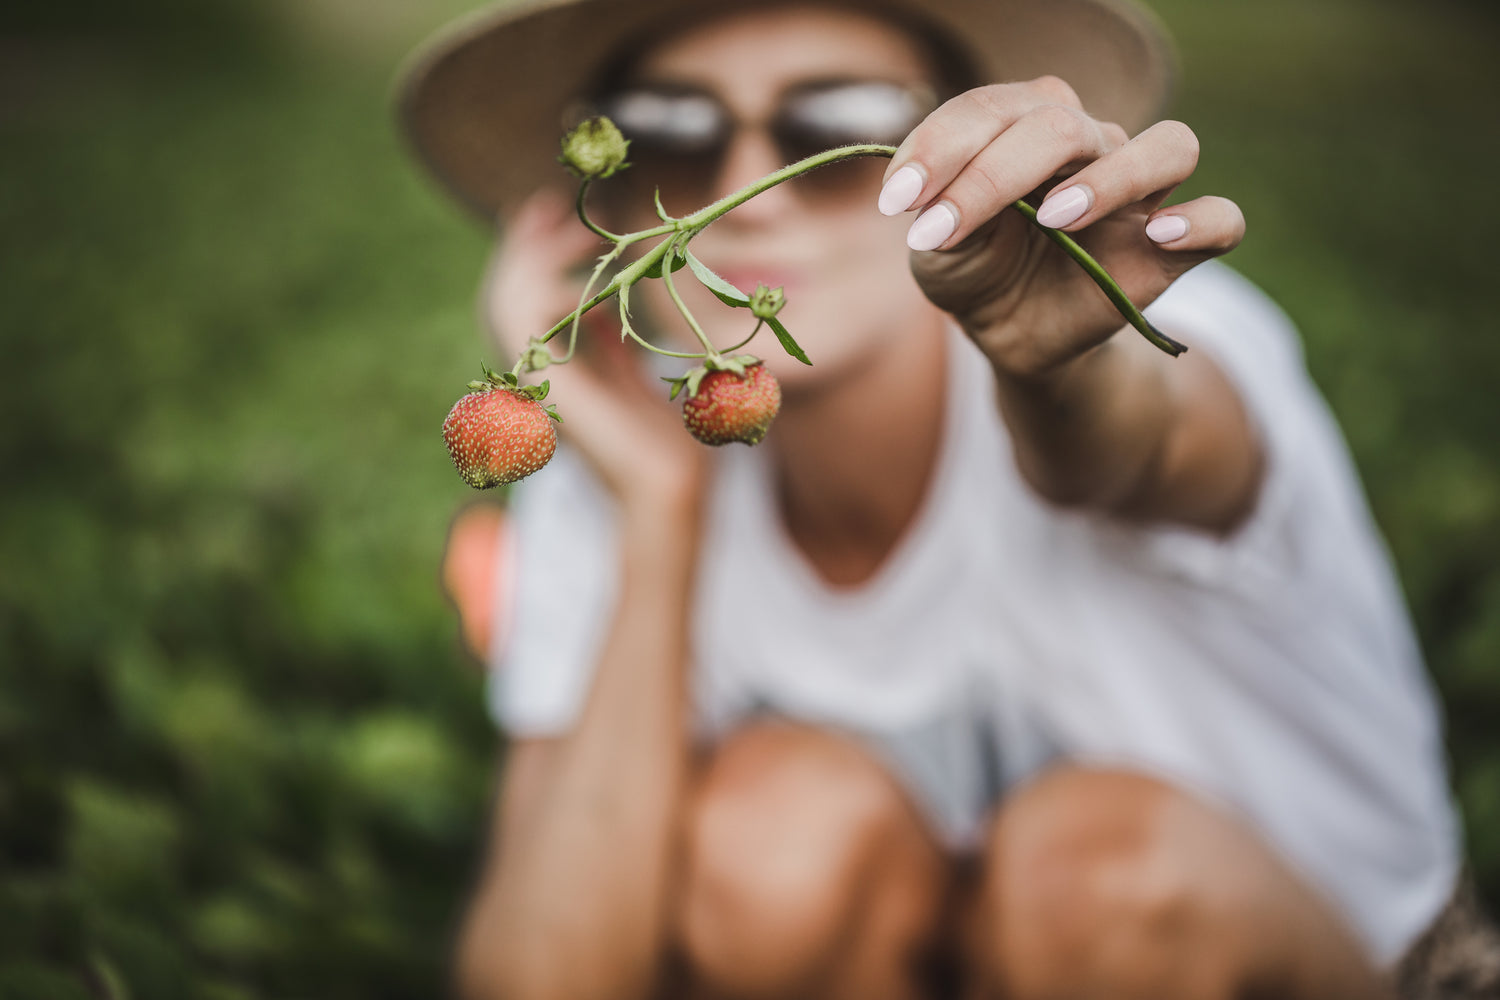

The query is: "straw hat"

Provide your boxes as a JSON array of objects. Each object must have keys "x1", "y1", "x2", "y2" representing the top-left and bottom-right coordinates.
[{"x1": 396, "y1": 0, "x2": 1176, "y2": 222}]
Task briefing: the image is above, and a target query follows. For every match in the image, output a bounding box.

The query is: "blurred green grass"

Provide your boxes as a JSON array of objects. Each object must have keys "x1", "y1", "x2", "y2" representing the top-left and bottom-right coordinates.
[{"x1": 1, "y1": 0, "x2": 1496, "y2": 994}]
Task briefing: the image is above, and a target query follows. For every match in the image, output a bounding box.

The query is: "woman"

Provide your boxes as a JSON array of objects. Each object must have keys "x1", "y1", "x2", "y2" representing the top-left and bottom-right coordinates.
[{"x1": 401, "y1": 1, "x2": 1476, "y2": 997}]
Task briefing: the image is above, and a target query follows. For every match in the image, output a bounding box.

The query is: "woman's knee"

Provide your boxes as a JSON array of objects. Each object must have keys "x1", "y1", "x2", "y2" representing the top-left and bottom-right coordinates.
[{"x1": 677, "y1": 720, "x2": 947, "y2": 996}]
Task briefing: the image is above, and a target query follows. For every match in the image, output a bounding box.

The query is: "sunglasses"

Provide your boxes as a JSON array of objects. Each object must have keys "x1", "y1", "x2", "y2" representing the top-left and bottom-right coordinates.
[{"x1": 589, "y1": 79, "x2": 936, "y2": 213}]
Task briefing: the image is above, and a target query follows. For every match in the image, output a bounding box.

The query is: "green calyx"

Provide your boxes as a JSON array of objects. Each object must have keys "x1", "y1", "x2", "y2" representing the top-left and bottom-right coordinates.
[
  {"x1": 748, "y1": 283, "x2": 785, "y2": 320},
  {"x1": 468, "y1": 363, "x2": 562, "y2": 421},
  {"x1": 518, "y1": 341, "x2": 553, "y2": 371},
  {"x1": 661, "y1": 354, "x2": 761, "y2": 402}
]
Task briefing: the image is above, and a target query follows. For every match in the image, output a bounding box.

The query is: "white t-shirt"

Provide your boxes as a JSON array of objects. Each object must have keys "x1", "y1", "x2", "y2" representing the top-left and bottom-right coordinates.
[{"x1": 486, "y1": 261, "x2": 1459, "y2": 964}]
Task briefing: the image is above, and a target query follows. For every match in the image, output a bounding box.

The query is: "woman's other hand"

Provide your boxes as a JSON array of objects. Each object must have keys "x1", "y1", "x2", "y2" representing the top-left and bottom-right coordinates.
[{"x1": 482, "y1": 189, "x2": 708, "y2": 511}]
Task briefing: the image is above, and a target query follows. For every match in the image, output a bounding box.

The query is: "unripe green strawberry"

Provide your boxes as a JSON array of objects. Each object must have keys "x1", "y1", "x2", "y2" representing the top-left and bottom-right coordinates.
[
  {"x1": 443, "y1": 385, "x2": 558, "y2": 488},
  {"x1": 558, "y1": 116, "x2": 630, "y2": 180},
  {"x1": 682, "y1": 363, "x2": 781, "y2": 446}
]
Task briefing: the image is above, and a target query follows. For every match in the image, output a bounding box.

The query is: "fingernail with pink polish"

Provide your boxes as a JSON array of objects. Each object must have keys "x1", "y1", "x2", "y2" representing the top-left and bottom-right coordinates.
[
  {"x1": 1146, "y1": 215, "x2": 1189, "y2": 244},
  {"x1": 907, "y1": 203, "x2": 957, "y2": 251},
  {"x1": 878, "y1": 165, "x2": 925, "y2": 216},
  {"x1": 1035, "y1": 185, "x2": 1092, "y2": 229}
]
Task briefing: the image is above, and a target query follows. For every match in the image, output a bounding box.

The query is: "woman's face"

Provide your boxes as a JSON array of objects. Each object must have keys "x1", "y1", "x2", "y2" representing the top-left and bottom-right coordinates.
[{"x1": 604, "y1": 7, "x2": 949, "y2": 390}]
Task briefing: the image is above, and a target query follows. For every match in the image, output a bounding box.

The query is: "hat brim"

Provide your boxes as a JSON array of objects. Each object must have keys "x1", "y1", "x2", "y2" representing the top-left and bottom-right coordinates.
[{"x1": 396, "y1": 0, "x2": 1176, "y2": 223}]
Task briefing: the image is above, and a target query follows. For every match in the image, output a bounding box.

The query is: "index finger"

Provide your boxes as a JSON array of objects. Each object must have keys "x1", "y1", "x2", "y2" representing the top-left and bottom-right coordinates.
[{"x1": 877, "y1": 76, "x2": 1086, "y2": 215}]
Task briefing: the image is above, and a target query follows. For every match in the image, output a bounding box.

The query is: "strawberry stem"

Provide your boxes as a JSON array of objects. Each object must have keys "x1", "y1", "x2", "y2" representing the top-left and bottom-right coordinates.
[
  {"x1": 516, "y1": 135, "x2": 1186, "y2": 381},
  {"x1": 658, "y1": 234, "x2": 719, "y2": 359},
  {"x1": 722, "y1": 319, "x2": 765, "y2": 355},
  {"x1": 575, "y1": 179, "x2": 624, "y2": 243},
  {"x1": 1011, "y1": 199, "x2": 1186, "y2": 356}
]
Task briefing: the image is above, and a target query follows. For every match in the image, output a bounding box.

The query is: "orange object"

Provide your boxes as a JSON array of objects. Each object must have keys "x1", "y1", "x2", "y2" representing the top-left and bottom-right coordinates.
[{"x1": 441, "y1": 502, "x2": 510, "y2": 664}]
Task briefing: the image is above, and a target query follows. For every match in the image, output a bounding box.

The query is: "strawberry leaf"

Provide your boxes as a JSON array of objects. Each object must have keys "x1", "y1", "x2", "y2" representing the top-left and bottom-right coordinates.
[
  {"x1": 767, "y1": 316, "x2": 811, "y2": 366},
  {"x1": 641, "y1": 247, "x2": 688, "y2": 280},
  {"x1": 684, "y1": 249, "x2": 751, "y2": 308}
]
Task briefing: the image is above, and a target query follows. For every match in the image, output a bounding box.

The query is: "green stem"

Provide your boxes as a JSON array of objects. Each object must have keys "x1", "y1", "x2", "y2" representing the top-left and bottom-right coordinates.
[
  {"x1": 1011, "y1": 200, "x2": 1186, "y2": 356},
  {"x1": 723, "y1": 319, "x2": 765, "y2": 355},
  {"x1": 619, "y1": 323, "x2": 707, "y2": 359},
  {"x1": 520, "y1": 150, "x2": 892, "y2": 354},
  {"x1": 557, "y1": 251, "x2": 615, "y2": 364},
  {"x1": 677, "y1": 143, "x2": 899, "y2": 233},
  {"x1": 659, "y1": 235, "x2": 718, "y2": 358},
  {"x1": 575, "y1": 180, "x2": 623, "y2": 242},
  {"x1": 672, "y1": 143, "x2": 1184, "y2": 357},
  {"x1": 528, "y1": 141, "x2": 1185, "y2": 365},
  {"x1": 530, "y1": 235, "x2": 661, "y2": 347}
]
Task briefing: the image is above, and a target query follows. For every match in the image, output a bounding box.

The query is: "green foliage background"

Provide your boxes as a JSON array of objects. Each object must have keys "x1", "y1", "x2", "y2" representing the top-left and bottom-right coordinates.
[{"x1": 1, "y1": 0, "x2": 1495, "y2": 994}]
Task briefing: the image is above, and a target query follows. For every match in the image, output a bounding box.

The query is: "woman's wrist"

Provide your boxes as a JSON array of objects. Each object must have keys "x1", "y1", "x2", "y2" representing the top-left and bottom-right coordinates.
[
  {"x1": 618, "y1": 468, "x2": 707, "y2": 553},
  {"x1": 988, "y1": 333, "x2": 1173, "y2": 508}
]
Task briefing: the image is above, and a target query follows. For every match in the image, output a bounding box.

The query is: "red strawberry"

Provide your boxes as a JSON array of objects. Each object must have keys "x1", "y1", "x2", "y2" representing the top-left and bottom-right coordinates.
[
  {"x1": 443, "y1": 379, "x2": 559, "y2": 488},
  {"x1": 682, "y1": 363, "x2": 781, "y2": 446}
]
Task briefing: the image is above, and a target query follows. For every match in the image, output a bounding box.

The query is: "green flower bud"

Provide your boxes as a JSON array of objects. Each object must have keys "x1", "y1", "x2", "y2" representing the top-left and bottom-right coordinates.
[
  {"x1": 749, "y1": 283, "x2": 786, "y2": 321},
  {"x1": 558, "y1": 117, "x2": 630, "y2": 180}
]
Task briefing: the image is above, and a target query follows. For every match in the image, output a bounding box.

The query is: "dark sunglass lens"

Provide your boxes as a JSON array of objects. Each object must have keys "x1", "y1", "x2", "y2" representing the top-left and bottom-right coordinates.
[
  {"x1": 776, "y1": 82, "x2": 932, "y2": 199},
  {"x1": 594, "y1": 89, "x2": 728, "y2": 213},
  {"x1": 776, "y1": 81, "x2": 931, "y2": 158},
  {"x1": 599, "y1": 90, "x2": 726, "y2": 152}
]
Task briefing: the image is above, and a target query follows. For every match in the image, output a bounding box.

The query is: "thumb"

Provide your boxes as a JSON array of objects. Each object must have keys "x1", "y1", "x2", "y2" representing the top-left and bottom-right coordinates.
[{"x1": 907, "y1": 208, "x2": 1031, "y2": 325}]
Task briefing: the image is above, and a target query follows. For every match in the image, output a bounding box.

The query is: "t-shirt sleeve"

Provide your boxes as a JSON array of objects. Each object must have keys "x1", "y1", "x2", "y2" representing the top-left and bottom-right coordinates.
[
  {"x1": 1124, "y1": 261, "x2": 1347, "y2": 590},
  {"x1": 484, "y1": 446, "x2": 620, "y2": 736}
]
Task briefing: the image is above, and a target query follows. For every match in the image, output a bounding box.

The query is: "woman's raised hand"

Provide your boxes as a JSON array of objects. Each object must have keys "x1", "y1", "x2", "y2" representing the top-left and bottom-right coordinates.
[{"x1": 880, "y1": 76, "x2": 1245, "y2": 375}]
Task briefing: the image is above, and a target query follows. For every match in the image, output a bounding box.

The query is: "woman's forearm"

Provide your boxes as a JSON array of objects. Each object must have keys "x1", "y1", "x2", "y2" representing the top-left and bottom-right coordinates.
[
  {"x1": 989, "y1": 330, "x2": 1261, "y2": 534},
  {"x1": 457, "y1": 488, "x2": 702, "y2": 1000}
]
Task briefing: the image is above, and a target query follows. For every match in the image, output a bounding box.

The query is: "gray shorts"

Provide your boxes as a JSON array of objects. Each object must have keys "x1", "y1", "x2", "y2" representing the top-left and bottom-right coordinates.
[
  {"x1": 749, "y1": 693, "x2": 1059, "y2": 853},
  {"x1": 855, "y1": 710, "x2": 1011, "y2": 851}
]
